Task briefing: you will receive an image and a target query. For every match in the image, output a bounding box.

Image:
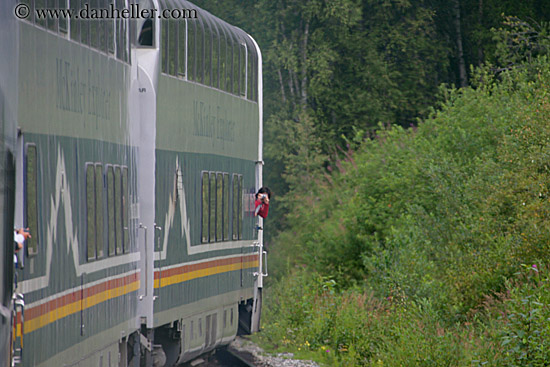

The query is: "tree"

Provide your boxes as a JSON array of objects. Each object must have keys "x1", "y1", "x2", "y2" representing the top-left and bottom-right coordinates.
[{"x1": 192, "y1": 0, "x2": 550, "y2": 236}]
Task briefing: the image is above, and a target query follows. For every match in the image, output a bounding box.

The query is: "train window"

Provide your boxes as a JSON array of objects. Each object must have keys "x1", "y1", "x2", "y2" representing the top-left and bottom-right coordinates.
[
  {"x1": 90, "y1": 0, "x2": 101, "y2": 49},
  {"x1": 59, "y1": 0, "x2": 68, "y2": 34},
  {"x1": 178, "y1": 20, "x2": 186, "y2": 78},
  {"x1": 107, "y1": 16, "x2": 115, "y2": 54},
  {"x1": 199, "y1": 318, "x2": 202, "y2": 337},
  {"x1": 80, "y1": 0, "x2": 90, "y2": 45},
  {"x1": 204, "y1": 20, "x2": 212, "y2": 86},
  {"x1": 104, "y1": 165, "x2": 129, "y2": 255},
  {"x1": 219, "y1": 30, "x2": 227, "y2": 92},
  {"x1": 169, "y1": 20, "x2": 178, "y2": 75},
  {"x1": 226, "y1": 35, "x2": 233, "y2": 93},
  {"x1": 253, "y1": 51, "x2": 258, "y2": 102},
  {"x1": 238, "y1": 175, "x2": 243, "y2": 239},
  {"x1": 101, "y1": 5, "x2": 108, "y2": 53},
  {"x1": 188, "y1": 19, "x2": 196, "y2": 81},
  {"x1": 223, "y1": 173, "x2": 229, "y2": 240},
  {"x1": 216, "y1": 173, "x2": 222, "y2": 241},
  {"x1": 201, "y1": 172, "x2": 209, "y2": 243},
  {"x1": 115, "y1": 0, "x2": 122, "y2": 51},
  {"x1": 122, "y1": 167, "x2": 129, "y2": 252},
  {"x1": 254, "y1": 48, "x2": 258, "y2": 101},
  {"x1": 46, "y1": 0, "x2": 57, "y2": 32},
  {"x1": 25, "y1": 144, "x2": 39, "y2": 256},
  {"x1": 35, "y1": 0, "x2": 46, "y2": 28},
  {"x1": 212, "y1": 25, "x2": 219, "y2": 89},
  {"x1": 232, "y1": 174, "x2": 238, "y2": 240},
  {"x1": 86, "y1": 164, "x2": 97, "y2": 261},
  {"x1": 20, "y1": 0, "x2": 34, "y2": 23},
  {"x1": 202, "y1": 171, "x2": 234, "y2": 243},
  {"x1": 232, "y1": 38, "x2": 239, "y2": 95},
  {"x1": 209, "y1": 173, "x2": 215, "y2": 242},
  {"x1": 161, "y1": 20, "x2": 168, "y2": 74},
  {"x1": 248, "y1": 46, "x2": 255, "y2": 101},
  {"x1": 107, "y1": 166, "x2": 115, "y2": 256},
  {"x1": 95, "y1": 164, "x2": 104, "y2": 258},
  {"x1": 240, "y1": 43, "x2": 247, "y2": 97},
  {"x1": 115, "y1": 0, "x2": 129, "y2": 62},
  {"x1": 196, "y1": 19, "x2": 204, "y2": 84},
  {"x1": 69, "y1": 0, "x2": 79, "y2": 41},
  {"x1": 136, "y1": 0, "x2": 155, "y2": 46},
  {"x1": 247, "y1": 44, "x2": 252, "y2": 99},
  {"x1": 81, "y1": 19, "x2": 90, "y2": 46},
  {"x1": 138, "y1": 18, "x2": 154, "y2": 47},
  {"x1": 124, "y1": 20, "x2": 130, "y2": 62},
  {"x1": 100, "y1": 0, "x2": 109, "y2": 53},
  {"x1": 115, "y1": 166, "x2": 123, "y2": 254}
]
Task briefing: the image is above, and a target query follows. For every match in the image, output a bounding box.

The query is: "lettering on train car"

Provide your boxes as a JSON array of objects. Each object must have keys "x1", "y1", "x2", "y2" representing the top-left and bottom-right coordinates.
[
  {"x1": 193, "y1": 100, "x2": 235, "y2": 148},
  {"x1": 87, "y1": 69, "x2": 111, "y2": 120},
  {"x1": 56, "y1": 58, "x2": 85, "y2": 113},
  {"x1": 55, "y1": 58, "x2": 111, "y2": 120}
]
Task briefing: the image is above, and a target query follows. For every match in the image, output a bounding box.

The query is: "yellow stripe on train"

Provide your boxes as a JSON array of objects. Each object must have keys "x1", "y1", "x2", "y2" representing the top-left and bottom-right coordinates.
[
  {"x1": 154, "y1": 260, "x2": 259, "y2": 289},
  {"x1": 17, "y1": 280, "x2": 140, "y2": 337}
]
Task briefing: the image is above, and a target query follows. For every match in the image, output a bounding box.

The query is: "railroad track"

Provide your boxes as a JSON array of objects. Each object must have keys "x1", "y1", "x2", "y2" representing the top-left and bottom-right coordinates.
[
  {"x1": 214, "y1": 347, "x2": 258, "y2": 367},
  {"x1": 184, "y1": 346, "x2": 258, "y2": 367}
]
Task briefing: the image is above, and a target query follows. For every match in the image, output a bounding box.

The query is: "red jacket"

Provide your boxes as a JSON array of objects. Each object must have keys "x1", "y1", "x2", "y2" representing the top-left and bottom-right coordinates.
[{"x1": 255, "y1": 199, "x2": 269, "y2": 218}]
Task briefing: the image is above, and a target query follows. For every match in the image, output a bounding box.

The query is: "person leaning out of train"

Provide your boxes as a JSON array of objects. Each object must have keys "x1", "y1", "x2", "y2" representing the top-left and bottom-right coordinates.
[
  {"x1": 13, "y1": 228, "x2": 31, "y2": 267},
  {"x1": 255, "y1": 187, "x2": 271, "y2": 219}
]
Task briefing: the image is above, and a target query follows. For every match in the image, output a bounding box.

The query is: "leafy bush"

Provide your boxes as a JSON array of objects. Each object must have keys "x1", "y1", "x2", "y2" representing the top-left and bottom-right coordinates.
[
  {"x1": 259, "y1": 268, "x2": 502, "y2": 366},
  {"x1": 498, "y1": 265, "x2": 550, "y2": 366},
  {"x1": 260, "y1": 55, "x2": 550, "y2": 365},
  {"x1": 269, "y1": 55, "x2": 550, "y2": 318}
]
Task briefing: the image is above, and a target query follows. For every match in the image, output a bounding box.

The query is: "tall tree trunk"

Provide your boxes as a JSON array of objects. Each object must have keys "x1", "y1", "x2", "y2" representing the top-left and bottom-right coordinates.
[
  {"x1": 453, "y1": 0, "x2": 468, "y2": 87},
  {"x1": 301, "y1": 21, "x2": 309, "y2": 111},
  {"x1": 277, "y1": 69, "x2": 286, "y2": 103},
  {"x1": 292, "y1": 69, "x2": 301, "y2": 105},
  {"x1": 288, "y1": 69, "x2": 296, "y2": 109}
]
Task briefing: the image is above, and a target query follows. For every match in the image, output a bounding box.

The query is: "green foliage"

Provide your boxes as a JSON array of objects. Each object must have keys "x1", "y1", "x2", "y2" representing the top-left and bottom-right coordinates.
[
  {"x1": 259, "y1": 266, "x2": 550, "y2": 366},
  {"x1": 259, "y1": 269, "x2": 387, "y2": 365},
  {"x1": 492, "y1": 15, "x2": 550, "y2": 71},
  {"x1": 259, "y1": 54, "x2": 550, "y2": 366},
  {"x1": 271, "y1": 55, "x2": 550, "y2": 312},
  {"x1": 497, "y1": 265, "x2": 550, "y2": 367},
  {"x1": 259, "y1": 268, "x2": 501, "y2": 366}
]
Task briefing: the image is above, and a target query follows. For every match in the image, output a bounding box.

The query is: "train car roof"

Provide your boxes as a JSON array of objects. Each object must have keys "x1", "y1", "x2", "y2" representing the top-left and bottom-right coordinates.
[{"x1": 158, "y1": 0, "x2": 259, "y2": 57}]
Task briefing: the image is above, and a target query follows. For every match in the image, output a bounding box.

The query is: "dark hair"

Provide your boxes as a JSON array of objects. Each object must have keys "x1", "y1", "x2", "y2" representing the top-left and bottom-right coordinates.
[{"x1": 256, "y1": 186, "x2": 271, "y2": 199}]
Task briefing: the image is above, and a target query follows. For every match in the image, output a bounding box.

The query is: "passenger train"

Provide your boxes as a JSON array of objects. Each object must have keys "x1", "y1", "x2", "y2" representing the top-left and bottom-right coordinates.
[{"x1": 0, "y1": 0, "x2": 266, "y2": 366}]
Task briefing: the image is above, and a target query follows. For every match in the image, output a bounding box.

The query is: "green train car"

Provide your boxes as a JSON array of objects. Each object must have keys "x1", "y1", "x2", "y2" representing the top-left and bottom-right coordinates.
[
  {"x1": 5, "y1": 0, "x2": 266, "y2": 366},
  {"x1": 0, "y1": 0, "x2": 20, "y2": 366}
]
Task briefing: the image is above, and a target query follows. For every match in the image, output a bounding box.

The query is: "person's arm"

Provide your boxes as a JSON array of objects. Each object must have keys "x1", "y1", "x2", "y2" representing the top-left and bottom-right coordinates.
[
  {"x1": 255, "y1": 199, "x2": 262, "y2": 216},
  {"x1": 14, "y1": 231, "x2": 23, "y2": 251},
  {"x1": 14, "y1": 228, "x2": 30, "y2": 252},
  {"x1": 257, "y1": 202, "x2": 269, "y2": 218}
]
